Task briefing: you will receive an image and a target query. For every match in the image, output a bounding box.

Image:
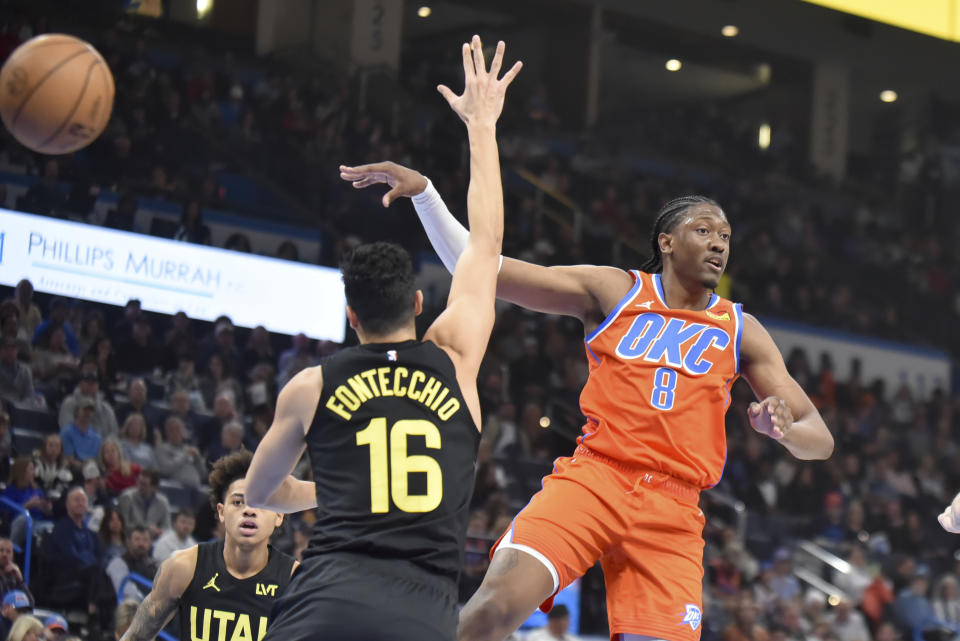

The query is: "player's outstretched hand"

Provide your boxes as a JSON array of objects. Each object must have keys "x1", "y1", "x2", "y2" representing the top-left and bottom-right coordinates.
[
  {"x1": 438, "y1": 35, "x2": 522, "y2": 128},
  {"x1": 939, "y1": 493, "x2": 960, "y2": 533},
  {"x1": 339, "y1": 161, "x2": 428, "y2": 208},
  {"x1": 748, "y1": 396, "x2": 792, "y2": 440}
]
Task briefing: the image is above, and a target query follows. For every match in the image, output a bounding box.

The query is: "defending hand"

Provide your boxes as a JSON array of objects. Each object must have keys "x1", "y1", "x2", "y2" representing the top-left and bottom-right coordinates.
[{"x1": 339, "y1": 162, "x2": 428, "y2": 208}]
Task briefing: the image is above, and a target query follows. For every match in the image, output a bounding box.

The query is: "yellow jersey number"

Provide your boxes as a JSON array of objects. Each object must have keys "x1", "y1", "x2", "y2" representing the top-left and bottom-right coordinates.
[{"x1": 355, "y1": 418, "x2": 443, "y2": 513}]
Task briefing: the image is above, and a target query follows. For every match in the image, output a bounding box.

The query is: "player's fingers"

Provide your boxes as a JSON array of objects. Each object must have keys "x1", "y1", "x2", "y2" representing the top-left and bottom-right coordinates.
[
  {"x1": 472, "y1": 35, "x2": 486, "y2": 76},
  {"x1": 748, "y1": 402, "x2": 760, "y2": 415},
  {"x1": 437, "y1": 84, "x2": 458, "y2": 106},
  {"x1": 500, "y1": 60, "x2": 523, "y2": 86},
  {"x1": 382, "y1": 186, "x2": 403, "y2": 207},
  {"x1": 351, "y1": 177, "x2": 379, "y2": 189},
  {"x1": 460, "y1": 42, "x2": 474, "y2": 79},
  {"x1": 489, "y1": 40, "x2": 505, "y2": 77}
]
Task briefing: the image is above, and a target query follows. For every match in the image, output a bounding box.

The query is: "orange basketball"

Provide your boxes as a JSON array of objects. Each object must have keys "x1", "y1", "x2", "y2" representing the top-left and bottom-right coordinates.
[{"x1": 0, "y1": 33, "x2": 115, "y2": 155}]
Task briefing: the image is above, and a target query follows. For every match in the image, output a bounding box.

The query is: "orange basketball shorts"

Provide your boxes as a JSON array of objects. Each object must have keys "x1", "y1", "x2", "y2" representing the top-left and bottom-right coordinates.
[{"x1": 492, "y1": 446, "x2": 707, "y2": 641}]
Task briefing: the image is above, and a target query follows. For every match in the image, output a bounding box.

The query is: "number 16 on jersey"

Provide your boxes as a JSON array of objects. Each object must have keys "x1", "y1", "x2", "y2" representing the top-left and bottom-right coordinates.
[{"x1": 356, "y1": 418, "x2": 444, "y2": 513}]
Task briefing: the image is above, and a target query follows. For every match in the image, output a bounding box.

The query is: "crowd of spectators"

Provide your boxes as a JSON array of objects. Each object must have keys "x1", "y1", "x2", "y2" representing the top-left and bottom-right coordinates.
[{"x1": 0, "y1": 4, "x2": 958, "y2": 641}]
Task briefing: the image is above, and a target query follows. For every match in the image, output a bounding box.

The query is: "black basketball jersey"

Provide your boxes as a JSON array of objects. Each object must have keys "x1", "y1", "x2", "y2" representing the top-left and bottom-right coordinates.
[
  {"x1": 304, "y1": 339, "x2": 480, "y2": 584},
  {"x1": 178, "y1": 540, "x2": 296, "y2": 641}
]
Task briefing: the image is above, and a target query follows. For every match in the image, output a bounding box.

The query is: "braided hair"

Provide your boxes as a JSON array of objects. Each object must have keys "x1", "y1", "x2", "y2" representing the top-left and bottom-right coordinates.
[{"x1": 639, "y1": 195, "x2": 721, "y2": 273}]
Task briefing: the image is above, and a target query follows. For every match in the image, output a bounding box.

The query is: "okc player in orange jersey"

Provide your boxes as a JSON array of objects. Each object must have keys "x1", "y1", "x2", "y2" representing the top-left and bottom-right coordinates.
[{"x1": 339, "y1": 164, "x2": 835, "y2": 641}]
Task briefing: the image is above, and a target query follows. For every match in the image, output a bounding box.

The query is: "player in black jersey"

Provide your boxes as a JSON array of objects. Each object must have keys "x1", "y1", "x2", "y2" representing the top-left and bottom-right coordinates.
[
  {"x1": 243, "y1": 35, "x2": 521, "y2": 641},
  {"x1": 119, "y1": 451, "x2": 296, "y2": 641}
]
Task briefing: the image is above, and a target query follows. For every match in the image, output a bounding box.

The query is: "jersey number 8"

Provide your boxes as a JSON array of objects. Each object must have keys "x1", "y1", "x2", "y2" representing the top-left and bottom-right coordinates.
[{"x1": 356, "y1": 418, "x2": 443, "y2": 513}]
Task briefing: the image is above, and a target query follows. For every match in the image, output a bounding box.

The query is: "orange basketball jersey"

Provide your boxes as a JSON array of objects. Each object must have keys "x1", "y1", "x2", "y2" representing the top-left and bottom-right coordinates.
[{"x1": 579, "y1": 270, "x2": 743, "y2": 489}]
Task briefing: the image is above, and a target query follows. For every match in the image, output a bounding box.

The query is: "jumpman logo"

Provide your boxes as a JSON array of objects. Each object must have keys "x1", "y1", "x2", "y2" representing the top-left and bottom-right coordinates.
[
  {"x1": 202, "y1": 573, "x2": 221, "y2": 592},
  {"x1": 635, "y1": 301, "x2": 653, "y2": 310}
]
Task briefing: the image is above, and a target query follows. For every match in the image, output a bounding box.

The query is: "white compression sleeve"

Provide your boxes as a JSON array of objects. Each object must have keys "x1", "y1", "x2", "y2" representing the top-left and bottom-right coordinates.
[{"x1": 411, "y1": 179, "x2": 503, "y2": 274}]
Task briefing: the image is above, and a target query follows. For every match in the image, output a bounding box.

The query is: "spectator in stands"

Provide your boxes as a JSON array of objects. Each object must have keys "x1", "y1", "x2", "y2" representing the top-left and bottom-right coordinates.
[
  {"x1": 200, "y1": 320, "x2": 242, "y2": 387},
  {"x1": 8, "y1": 615, "x2": 43, "y2": 641},
  {"x1": 115, "y1": 316, "x2": 161, "y2": 375},
  {"x1": 205, "y1": 420, "x2": 245, "y2": 466},
  {"x1": 833, "y1": 545, "x2": 873, "y2": 605},
  {"x1": 112, "y1": 599, "x2": 139, "y2": 640},
  {"x1": 277, "y1": 333, "x2": 309, "y2": 380},
  {"x1": 0, "y1": 410, "x2": 13, "y2": 483},
  {"x1": 165, "y1": 388, "x2": 201, "y2": 439},
  {"x1": 151, "y1": 508, "x2": 196, "y2": 563},
  {"x1": 0, "y1": 336, "x2": 36, "y2": 408},
  {"x1": 173, "y1": 199, "x2": 211, "y2": 245},
  {"x1": 0, "y1": 303, "x2": 30, "y2": 362},
  {"x1": 769, "y1": 547, "x2": 801, "y2": 604},
  {"x1": 723, "y1": 594, "x2": 769, "y2": 641},
  {"x1": 2, "y1": 457, "x2": 52, "y2": 535},
  {"x1": 59, "y1": 399, "x2": 102, "y2": 472},
  {"x1": 4, "y1": 281, "x2": 41, "y2": 339},
  {"x1": 0, "y1": 588, "x2": 24, "y2": 637},
  {"x1": 58, "y1": 360, "x2": 118, "y2": 439},
  {"x1": 242, "y1": 326, "x2": 275, "y2": 373},
  {"x1": 198, "y1": 389, "x2": 238, "y2": 453},
  {"x1": 828, "y1": 597, "x2": 872, "y2": 641},
  {"x1": 82, "y1": 460, "x2": 109, "y2": 532},
  {"x1": 32, "y1": 434, "x2": 72, "y2": 505},
  {"x1": 43, "y1": 487, "x2": 101, "y2": 607},
  {"x1": 43, "y1": 613, "x2": 67, "y2": 639},
  {"x1": 200, "y1": 353, "x2": 243, "y2": 415},
  {"x1": 156, "y1": 416, "x2": 206, "y2": 487},
  {"x1": 276, "y1": 240, "x2": 299, "y2": 261},
  {"x1": 111, "y1": 299, "x2": 142, "y2": 344},
  {"x1": 99, "y1": 437, "x2": 140, "y2": 496},
  {"x1": 92, "y1": 336, "x2": 117, "y2": 392},
  {"x1": 104, "y1": 191, "x2": 138, "y2": 232},
  {"x1": 106, "y1": 525, "x2": 157, "y2": 601},
  {"x1": 21, "y1": 159, "x2": 66, "y2": 218},
  {"x1": 892, "y1": 566, "x2": 943, "y2": 638},
  {"x1": 224, "y1": 232, "x2": 251, "y2": 252},
  {"x1": 32, "y1": 299, "x2": 78, "y2": 356},
  {"x1": 115, "y1": 379, "x2": 163, "y2": 444},
  {"x1": 162, "y1": 314, "x2": 197, "y2": 371},
  {"x1": 0, "y1": 539, "x2": 30, "y2": 606},
  {"x1": 932, "y1": 575, "x2": 960, "y2": 631},
  {"x1": 116, "y1": 469, "x2": 170, "y2": 538},
  {"x1": 98, "y1": 507, "x2": 126, "y2": 563},
  {"x1": 119, "y1": 414, "x2": 157, "y2": 471},
  {"x1": 30, "y1": 324, "x2": 79, "y2": 394},
  {"x1": 525, "y1": 604, "x2": 579, "y2": 641},
  {"x1": 164, "y1": 351, "x2": 204, "y2": 411},
  {"x1": 76, "y1": 311, "x2": 105, "y2": 360}
]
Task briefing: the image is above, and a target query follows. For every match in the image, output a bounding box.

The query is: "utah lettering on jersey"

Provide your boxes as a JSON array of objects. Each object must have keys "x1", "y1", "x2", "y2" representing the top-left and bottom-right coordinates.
[
  {"x1": 615, "y1": 312, "x2": 731, "y2": 375},
  {"x1": 189, "y1": 605, "x2": 267, "y2": 641},
  {"x1": 325, "y1": 366, "x2": 461, "y2": 421}
]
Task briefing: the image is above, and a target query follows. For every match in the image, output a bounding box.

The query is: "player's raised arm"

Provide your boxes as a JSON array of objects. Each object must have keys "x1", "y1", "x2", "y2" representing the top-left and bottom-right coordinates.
[
  {"x1": 739, "y1": 314, "x2": 834, "y2": 460},
  {"x1": 419, "y1": 36, "x2": 520, "y2": 380},
  {"x1": 245, "y1": 367, "x2": 321, "y2": 513},
  {"x1": 119, "y1": 548, "x2": 194, "y2": 641}
]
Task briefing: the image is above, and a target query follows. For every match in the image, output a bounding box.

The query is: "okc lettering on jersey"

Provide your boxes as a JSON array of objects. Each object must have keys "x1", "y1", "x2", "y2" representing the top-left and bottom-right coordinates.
[
  {"x1": 189, "y1": 606, "x2": 268, "y2": 641},
  {"x1": 615, "y1": 312, "x2": 731, "y2": 375}
]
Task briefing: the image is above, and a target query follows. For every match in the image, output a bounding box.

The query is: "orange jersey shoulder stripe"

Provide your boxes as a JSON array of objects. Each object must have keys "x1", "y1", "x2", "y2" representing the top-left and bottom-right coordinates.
[{"x1": 578, "y1": 270, "x2": 742, "y2": 488}]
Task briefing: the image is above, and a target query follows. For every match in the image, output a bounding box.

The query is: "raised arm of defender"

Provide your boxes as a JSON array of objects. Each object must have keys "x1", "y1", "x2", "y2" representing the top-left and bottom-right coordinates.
[{"x1": 338, "y1": 161, "x2": 632, "y2": 327}]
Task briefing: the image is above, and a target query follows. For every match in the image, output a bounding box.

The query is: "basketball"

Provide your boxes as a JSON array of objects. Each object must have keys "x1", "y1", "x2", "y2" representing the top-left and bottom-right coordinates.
[{"x1": 0, "y1": 33, "x2": 114, "y2": 155}]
